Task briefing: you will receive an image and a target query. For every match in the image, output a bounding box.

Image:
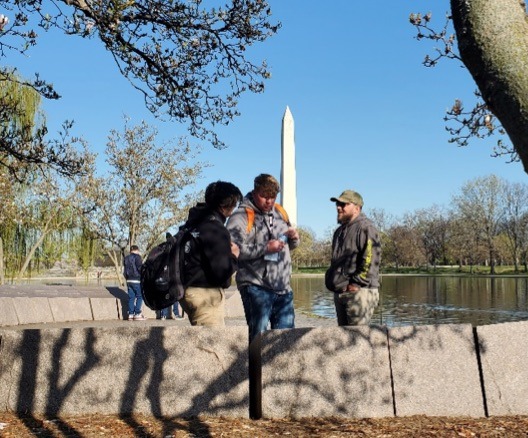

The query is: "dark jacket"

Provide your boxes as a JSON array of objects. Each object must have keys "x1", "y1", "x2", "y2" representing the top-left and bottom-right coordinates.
[
  {"x1": 325, "y1": 213, "x2": 381, "y2": 292},
  {"x1": 183, "y1": 203, "x2": 238, "y2": 289},
  {"x1": 123, "y1": 253, "x2": 142, "y2": 282}
]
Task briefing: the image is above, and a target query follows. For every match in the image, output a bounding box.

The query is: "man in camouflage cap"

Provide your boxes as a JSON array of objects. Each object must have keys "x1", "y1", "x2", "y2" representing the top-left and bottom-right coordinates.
[{"x1": 325, "y1": 190, "x2": 381, "y2": 326}]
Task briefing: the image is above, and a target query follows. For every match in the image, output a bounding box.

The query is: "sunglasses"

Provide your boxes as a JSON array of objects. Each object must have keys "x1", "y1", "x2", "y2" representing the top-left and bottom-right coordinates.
[{"x1": 335, "y1": 201, "x2": 349, "y2": 208}]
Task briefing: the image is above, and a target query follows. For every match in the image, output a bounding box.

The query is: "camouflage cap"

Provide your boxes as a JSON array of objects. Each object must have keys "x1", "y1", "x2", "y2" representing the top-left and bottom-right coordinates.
[{"x1": 330, "y1": 190, "x2": 364, "y2": 207}]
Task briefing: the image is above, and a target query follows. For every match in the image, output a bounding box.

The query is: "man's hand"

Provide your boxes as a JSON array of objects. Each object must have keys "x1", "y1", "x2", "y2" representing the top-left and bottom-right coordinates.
[
  {"x1": 285, "y1": 227, "x2": 300, "y2": 241},
  {"x1": 345, "y1": 284, "x2": 360, "y2": 293},
  {"x1": 267, "y1": 239, "x2": 286, "y2": 253},
  {"x1": 231, "y1": 242, "x2": 240, "y2": 258}
]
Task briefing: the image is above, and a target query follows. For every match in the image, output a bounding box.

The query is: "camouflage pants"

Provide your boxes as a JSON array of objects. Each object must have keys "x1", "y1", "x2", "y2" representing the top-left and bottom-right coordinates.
[{"x1": 334, "y1": 288, "x2": 379, "y2": 326}]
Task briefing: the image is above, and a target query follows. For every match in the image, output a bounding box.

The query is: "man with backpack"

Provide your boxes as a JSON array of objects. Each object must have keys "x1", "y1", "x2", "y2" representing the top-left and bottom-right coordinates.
[
  {"x1": 124, "y1": 245, "x2": 146, "y2": 320},
  {"x1": 227, "y1": 174, "x2": 300, "y2": 342},
  {"x1": 178, "y1": 181, "x2": 242, "y2": 326}
]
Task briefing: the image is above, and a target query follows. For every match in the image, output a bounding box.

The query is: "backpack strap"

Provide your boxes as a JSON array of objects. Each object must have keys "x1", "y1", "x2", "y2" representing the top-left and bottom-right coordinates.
[
  {"x1": 274, "y1": 203, "x2": 290, "y2": 225},
  {"x1": 245, "y1": 203, "x2": 290, "y2": 233},
  {"x1": 245, "y1": 207, "x2": 255, "y2": 233}
]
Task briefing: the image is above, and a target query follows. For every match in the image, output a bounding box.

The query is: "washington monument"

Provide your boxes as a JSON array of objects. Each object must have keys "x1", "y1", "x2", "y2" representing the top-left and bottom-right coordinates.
[{"x1": 280, "y1": 106, "x2": 297, "y2": 226}]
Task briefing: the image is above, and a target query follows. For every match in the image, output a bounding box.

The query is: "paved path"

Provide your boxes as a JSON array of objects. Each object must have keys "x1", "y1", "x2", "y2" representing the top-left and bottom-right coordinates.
[{"x1": 0, "y1": 283, "x2": 127, "y2": 298}]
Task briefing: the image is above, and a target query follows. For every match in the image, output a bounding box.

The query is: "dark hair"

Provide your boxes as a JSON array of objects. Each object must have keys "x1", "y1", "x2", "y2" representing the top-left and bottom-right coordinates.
[
  {"x1": 130, "y1": 245, "x2": 139, "y2": 252},
  {"x1": 205, "y1": 181, "x2": 243, "y2": 211},
  {"x1": 253, "y1": 173, "x2": 280, "y2": 197}
]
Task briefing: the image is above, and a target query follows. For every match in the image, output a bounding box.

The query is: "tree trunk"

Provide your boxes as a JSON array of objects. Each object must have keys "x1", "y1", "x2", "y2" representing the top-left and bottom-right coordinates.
[
  {"x1": 107, "y1": 248, "x2": 125, "y2": 287},
  {"x1": 451, "y1": 0, "x2": 528, "y2": 173},
  {"x1": 489, "y1": 249, "x2": 496, "y2": 275},
  {"x1": 16, "y1": 214, "x2": 56, "y2": 280},
  {"x1": 0, "y1": 236, "x2": 4, "y2": 285}
]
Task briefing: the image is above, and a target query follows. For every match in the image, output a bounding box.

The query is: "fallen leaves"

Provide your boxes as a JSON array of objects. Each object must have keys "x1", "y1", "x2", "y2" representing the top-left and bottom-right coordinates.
[{"x1": 1, "y1": 413, "x2": 528, "y2": 437}]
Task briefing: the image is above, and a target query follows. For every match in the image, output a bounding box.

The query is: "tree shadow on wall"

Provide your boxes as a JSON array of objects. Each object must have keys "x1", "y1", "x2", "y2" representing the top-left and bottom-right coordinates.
[
  {"x1": 14, "y1": 328, "x2": 102, "y2": 437},
  {"x1": 6, "y1": 320, "x2": 489, "y2": 436}
]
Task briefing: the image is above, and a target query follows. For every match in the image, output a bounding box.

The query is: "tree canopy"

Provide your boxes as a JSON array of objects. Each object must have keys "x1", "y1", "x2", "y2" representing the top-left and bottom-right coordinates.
[
  {"x1": 411, "y1": 1, "x2": 528, "y2": 173},
  {"x1": 0, "y1": 0, "x2": 280, "y2": 152}
]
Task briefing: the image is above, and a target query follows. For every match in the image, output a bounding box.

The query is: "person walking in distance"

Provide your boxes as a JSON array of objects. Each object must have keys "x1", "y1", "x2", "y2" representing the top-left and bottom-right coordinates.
[
  {"x1": 227, "y1": 173, "x2": 300, "y2": 342},
  {"x1": 124, "y1": 245, "x2": 146, "y2": 320},
  {"x1": 325, "y1": 190, "x2": 381, "y2": 326}
]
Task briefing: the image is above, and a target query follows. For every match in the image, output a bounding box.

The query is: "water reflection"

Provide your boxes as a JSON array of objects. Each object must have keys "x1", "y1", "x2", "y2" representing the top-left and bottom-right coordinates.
[
  {"x1": 292, "y1": 275, "x2": 528, "y2": 327},
  {"x1": 16, "y1": 275, "x2": 528, "y2": 327}
]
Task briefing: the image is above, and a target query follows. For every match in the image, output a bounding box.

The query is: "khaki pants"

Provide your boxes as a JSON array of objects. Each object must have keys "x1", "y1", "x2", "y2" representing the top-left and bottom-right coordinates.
[
  {"x1": 334, "y1": 288, "x2": 379, "y2": 326},
  {"x1": 180, "y1": 286, "x2": 225, "y2": 327}
]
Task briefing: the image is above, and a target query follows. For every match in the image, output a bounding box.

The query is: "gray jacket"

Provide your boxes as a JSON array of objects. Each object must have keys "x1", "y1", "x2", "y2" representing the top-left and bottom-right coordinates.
[
  {"x1": 227, "y1": 194, "x2": 299, "y2": 293},
  {"x1": 325, "y1": 212, "x2": 381, "y2": 292}
]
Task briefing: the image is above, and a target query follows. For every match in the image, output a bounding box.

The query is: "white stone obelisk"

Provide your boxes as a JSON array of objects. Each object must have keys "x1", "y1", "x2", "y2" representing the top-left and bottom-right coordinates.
[{"x1": 280, "y1": 106, "x2": 297, "y2": 226}]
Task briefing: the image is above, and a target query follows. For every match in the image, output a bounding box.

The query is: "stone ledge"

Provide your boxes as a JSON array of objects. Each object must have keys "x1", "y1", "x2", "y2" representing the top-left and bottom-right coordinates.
[
  {"x1": 0, "y1": 325, "x2": 249, "y2": 417},
  {"x1": 0, "y1": 297, "x2": 18, "y2": 326},
  {"x1": 389, "y1": 324, "x2": 485, "y2": 417},
  {"x1": 477, "y1": 320, "x2": 528, "y2": 416},
  {"x1": 251, "y1": 325, "x2": 393, "y2": 419}
]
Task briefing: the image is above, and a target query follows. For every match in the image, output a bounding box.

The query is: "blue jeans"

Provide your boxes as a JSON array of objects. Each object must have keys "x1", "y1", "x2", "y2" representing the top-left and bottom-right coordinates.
[
  {"x1": 241, "y1": 285, "x2": 295, "y2": 342},
  {"x1": 127, "y1": 282, "x2": 143, "y2": 316},
  {"x1": 159, "y1": 302, "x2": 181, "y2": 318}
]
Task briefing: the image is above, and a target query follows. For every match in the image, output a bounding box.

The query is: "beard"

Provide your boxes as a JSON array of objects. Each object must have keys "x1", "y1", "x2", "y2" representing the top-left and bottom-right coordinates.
[{"x1": 337, "y1": 211, "x2": 354, "y2": 224}]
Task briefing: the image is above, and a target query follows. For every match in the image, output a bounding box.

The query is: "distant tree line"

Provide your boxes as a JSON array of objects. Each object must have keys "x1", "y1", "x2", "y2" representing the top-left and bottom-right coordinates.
[
  {"x1": 5, "y1": 164, "x2": 528, "y2": 283},
  {"x1": 293, "y1": 175, "x2": 528, "y2": 275},
  {"x1": 3, "y1": 140, "x2": 528, "y2": 283}
]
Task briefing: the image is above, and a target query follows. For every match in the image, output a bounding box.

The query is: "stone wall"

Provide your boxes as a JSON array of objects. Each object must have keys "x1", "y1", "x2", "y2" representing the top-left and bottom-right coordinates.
[{"x1": 1, "y1": 320, "x2": 528, "y2": 419}]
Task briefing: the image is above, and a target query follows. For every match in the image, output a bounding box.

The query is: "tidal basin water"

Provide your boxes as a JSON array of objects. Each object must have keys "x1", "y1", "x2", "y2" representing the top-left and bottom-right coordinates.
[
  {"x1": 20, "y1": 274, "x2": 528, "y2": 327},
  {"x1": 292, "y1": 275, "x2": 528, "y2": 327}
]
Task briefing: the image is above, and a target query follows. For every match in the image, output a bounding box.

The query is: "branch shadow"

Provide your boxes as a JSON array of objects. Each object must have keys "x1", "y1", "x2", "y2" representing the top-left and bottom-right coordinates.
[
  {"x1": 250, "y1": 325, "x2": 393, "y2": 419},
  {"x1": 13, "y1": 328, "x2": 102, "y2": 437},
  {"x1": 3, "y1": 318, "x2": 492, "y2": 436},
  {"x1": 118, "y1": 326, "x2": 168, "y2": 438}
]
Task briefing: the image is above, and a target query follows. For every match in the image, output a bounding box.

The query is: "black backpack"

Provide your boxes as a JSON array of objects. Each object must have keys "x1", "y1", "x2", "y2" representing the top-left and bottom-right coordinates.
[{"x1": 140, "y1": 227, "x2": 193, "y2": 310}]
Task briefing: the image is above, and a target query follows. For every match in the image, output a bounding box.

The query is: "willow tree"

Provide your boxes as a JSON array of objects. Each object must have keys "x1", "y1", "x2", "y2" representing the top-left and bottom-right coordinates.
[
  {"x1": 13, "y1": 152, "x2": 96, "y2": 280},
  {"x1": 0, "y1": 70, "x2": 86, "y2": 180},
  {"x1": 0, "y1": 168, "x2": 17, "y2": 284},
  {"x1": 0, "y1": 74, "x2": 41, "y2": 283}
]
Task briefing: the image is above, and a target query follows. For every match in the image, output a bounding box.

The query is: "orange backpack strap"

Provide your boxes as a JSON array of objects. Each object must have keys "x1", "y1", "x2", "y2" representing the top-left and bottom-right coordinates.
[
  {"x1": 245, "y1": 207, "x2": 255, "y2": 233},
  {"x1": 274, "y1": 203, "x2": 290, "y2": 226},
  {"x1": 245, "y1": 203, "x2": 290, "y2": 233}
]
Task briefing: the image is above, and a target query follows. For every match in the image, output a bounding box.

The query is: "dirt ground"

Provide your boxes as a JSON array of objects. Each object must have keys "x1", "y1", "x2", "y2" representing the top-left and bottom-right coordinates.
[{"x1": 1, "y1": 413, "x2": 528, "y2": 437}]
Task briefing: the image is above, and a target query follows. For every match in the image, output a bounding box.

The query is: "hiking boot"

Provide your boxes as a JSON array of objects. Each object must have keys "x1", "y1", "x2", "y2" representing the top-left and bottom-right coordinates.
[{"x1": 133, "y1": 314, "x2": 147, "y2": 321}]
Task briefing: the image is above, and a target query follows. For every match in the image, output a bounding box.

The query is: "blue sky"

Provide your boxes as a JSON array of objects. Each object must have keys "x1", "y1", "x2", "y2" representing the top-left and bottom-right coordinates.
[{"x1": 8, "y1": 1, "x2": 528, "y2": 239}]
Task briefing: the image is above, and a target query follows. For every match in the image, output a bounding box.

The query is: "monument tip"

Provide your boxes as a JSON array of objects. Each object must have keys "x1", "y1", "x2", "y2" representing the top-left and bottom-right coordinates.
[{"x1": 283, "y1": 105, "x2": 293, "y2": 119}]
